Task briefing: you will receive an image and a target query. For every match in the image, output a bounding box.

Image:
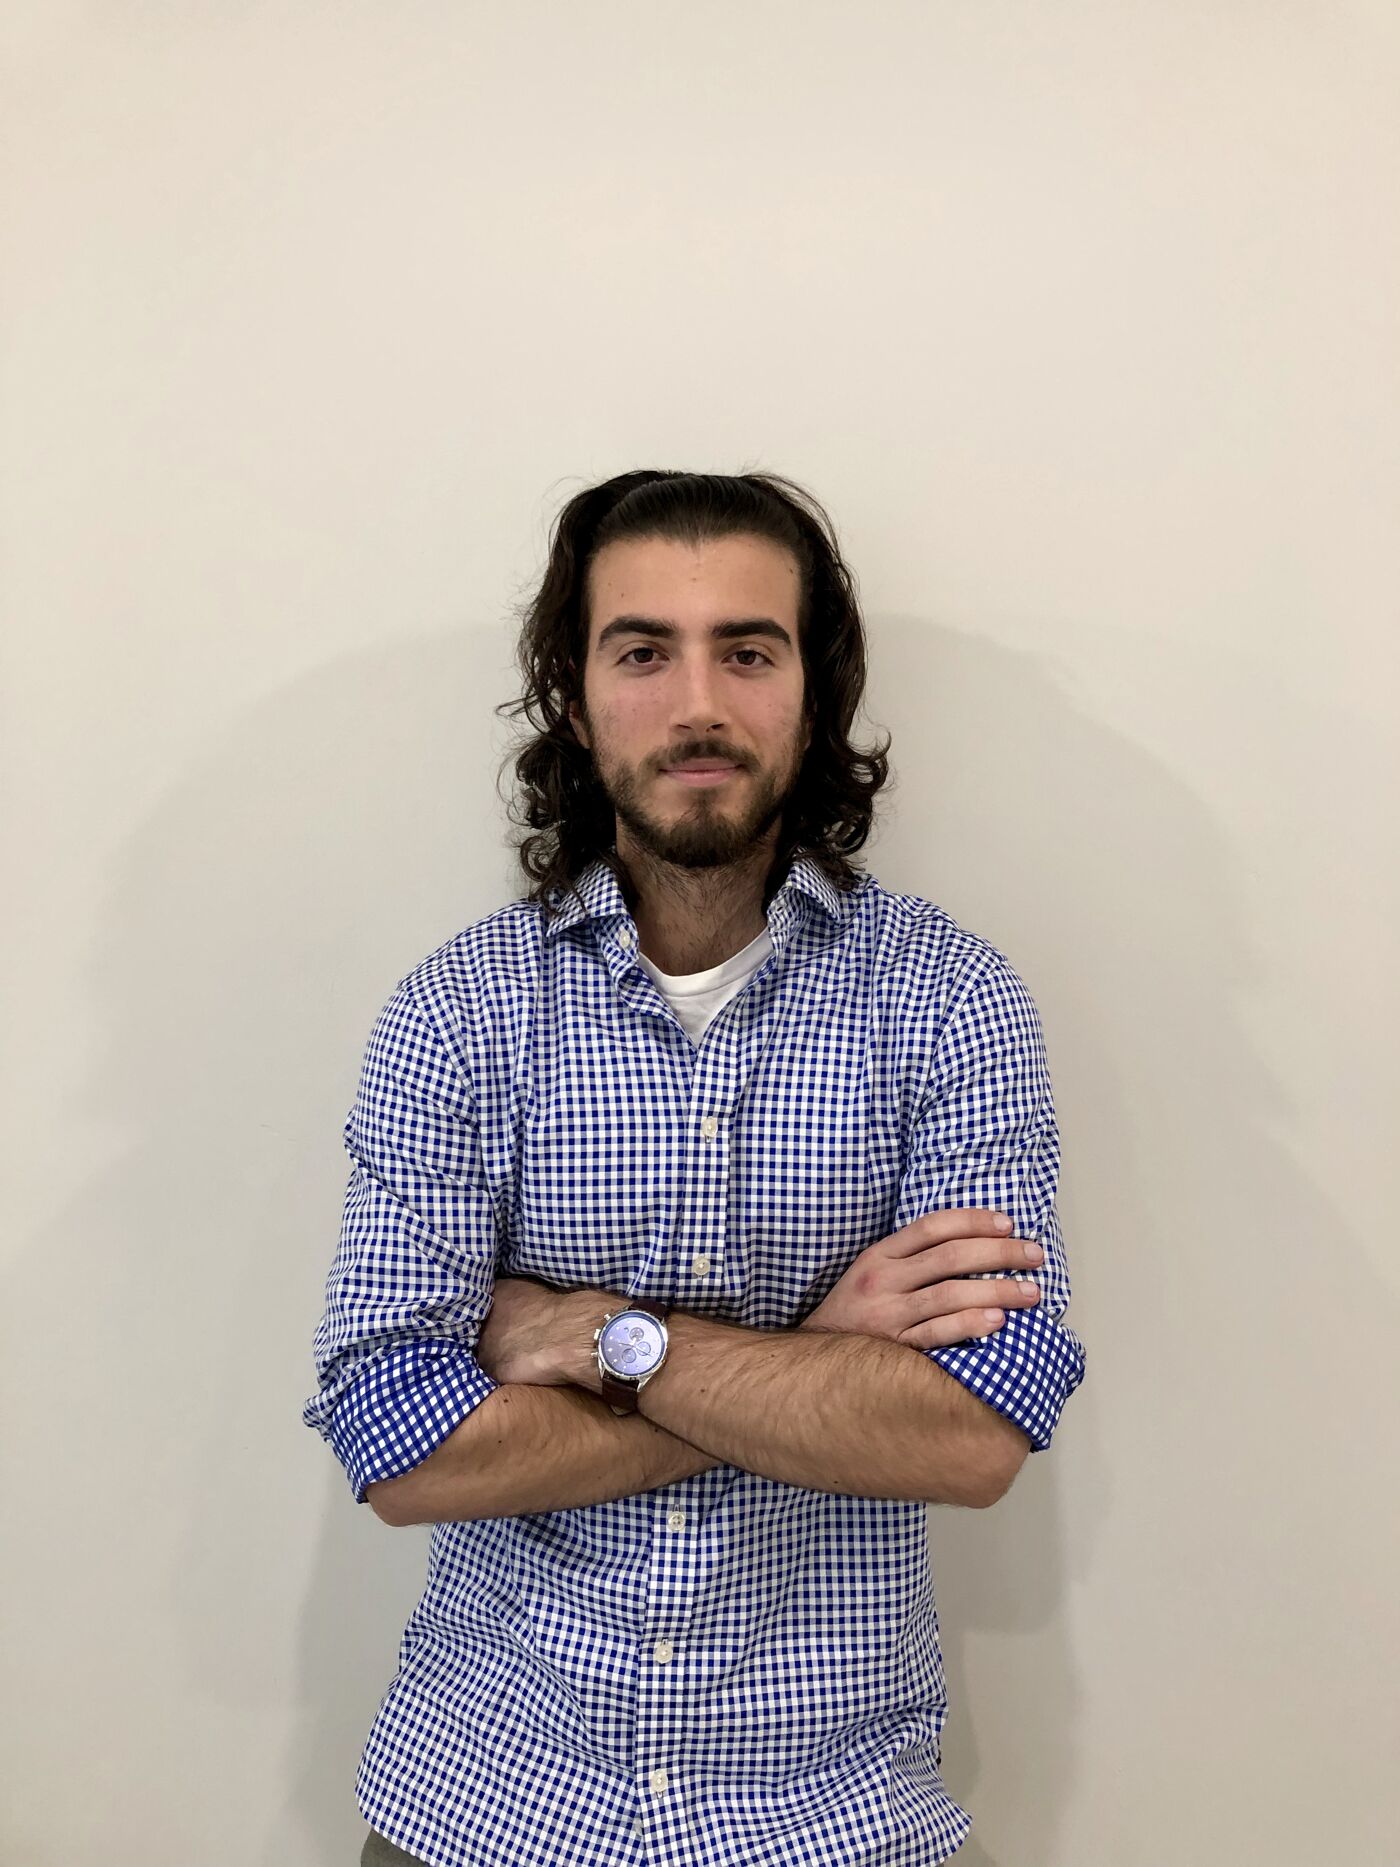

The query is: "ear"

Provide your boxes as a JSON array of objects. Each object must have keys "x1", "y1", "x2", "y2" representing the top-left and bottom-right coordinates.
[{"x1": 567, "y1": 698, "x2": 591, "y2": 750}]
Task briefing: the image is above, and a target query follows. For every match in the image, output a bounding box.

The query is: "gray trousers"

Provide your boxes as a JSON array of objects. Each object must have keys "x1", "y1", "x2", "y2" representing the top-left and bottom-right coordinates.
[
  {"x1": 359, "y1": 1824, "x2": 954, "y2": 1864},
  {"x1": 361, "y1": 1832, "x2": 427, "y2": 1867}
]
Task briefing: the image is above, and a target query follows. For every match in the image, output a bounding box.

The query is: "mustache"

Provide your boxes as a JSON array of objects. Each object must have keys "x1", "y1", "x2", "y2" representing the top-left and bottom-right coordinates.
[{"x1": 654, "y1": 740, "x2": 750, "y2": 771}]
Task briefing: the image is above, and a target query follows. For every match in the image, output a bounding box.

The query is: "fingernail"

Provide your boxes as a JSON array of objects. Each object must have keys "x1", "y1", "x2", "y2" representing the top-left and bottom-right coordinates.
[
  {"x1": 1023, "y1": 1241, "x2": 1043, "y2": 1261},
  {"x1": 995, "y1": 1214, "x2": 1012, "y2": 1231},
  {"x1": 984, "y1": 1308, "x2": 1004, "y2": 1324}
]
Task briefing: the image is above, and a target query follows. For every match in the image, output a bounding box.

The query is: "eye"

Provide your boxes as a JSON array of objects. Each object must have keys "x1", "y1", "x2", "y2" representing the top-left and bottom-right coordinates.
[
  {"x1": 619, "y1": 646, "x2": 661, "y2": 666},
  {"x1": 731, "y1": 648, "x2": 772, "y2": 668}
]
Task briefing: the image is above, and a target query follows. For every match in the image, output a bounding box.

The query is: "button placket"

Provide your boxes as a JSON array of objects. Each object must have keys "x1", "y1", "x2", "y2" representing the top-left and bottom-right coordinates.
[
  {"x1": 684, "y1": 1070, "x2": 731, "y2": 1282},
  {"x1": 637, "y1": 1467, "x2": 692, "y2": 1831}
]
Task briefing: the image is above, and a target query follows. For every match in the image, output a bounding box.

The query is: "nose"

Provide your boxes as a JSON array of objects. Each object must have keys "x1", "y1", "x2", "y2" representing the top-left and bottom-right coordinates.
[{"x1": 671, "y1": 652, "x2": 726, "y2": 736}]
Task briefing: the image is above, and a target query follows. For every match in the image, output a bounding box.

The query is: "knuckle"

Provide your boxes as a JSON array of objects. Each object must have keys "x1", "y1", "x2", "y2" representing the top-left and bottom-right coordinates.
[
  {"x1": 913, "y1": 1320, "x2": 952, "y2": 1349},
  {"x1": 935, "y1": 1237, "x2": 968, "y2": 1274}
]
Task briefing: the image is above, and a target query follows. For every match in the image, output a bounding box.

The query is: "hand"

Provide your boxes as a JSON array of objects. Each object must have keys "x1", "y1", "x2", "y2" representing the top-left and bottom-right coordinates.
[
  {"x1": 475, "y1": 1276, "x2": 613, "y2": 1388},
  {"x1": 799, "y1": 1208, "x2": 1044, "y2": 1350}
]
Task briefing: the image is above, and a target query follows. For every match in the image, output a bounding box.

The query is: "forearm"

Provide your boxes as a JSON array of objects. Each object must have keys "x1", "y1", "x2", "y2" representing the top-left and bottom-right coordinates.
[
  {"x1": 634, "y1": 1310, "x2": 1028, "y2": 1507},
  {"x1": 368, "y1": 1379, "x2": 722, "y2": 1526}
]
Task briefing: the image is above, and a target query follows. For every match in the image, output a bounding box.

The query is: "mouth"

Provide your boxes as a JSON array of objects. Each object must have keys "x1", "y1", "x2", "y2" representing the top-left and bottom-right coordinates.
[{"x1": 663, "y1": 762, "x2": 743, "y2": 788}]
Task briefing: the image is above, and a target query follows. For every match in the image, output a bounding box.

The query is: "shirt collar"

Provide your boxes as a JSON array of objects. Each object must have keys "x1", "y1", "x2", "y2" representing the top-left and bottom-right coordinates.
[
  {"x1": 541, "y1": 857, "x2": 631, "y2": 938},
  {"x1": 774, "y1": 849, "x2": 856, "y2": 927},
  {"x1": 541, "y1": 847, "x2": 860, "y2": 942}
]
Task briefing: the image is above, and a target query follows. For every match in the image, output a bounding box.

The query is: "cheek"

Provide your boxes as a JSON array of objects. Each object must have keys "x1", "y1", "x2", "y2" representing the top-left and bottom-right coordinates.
[
  {"x1": 756, "y1": 691, "x2": 808, "y2": 748},
  {"x1": 587, "y1": 690, "x2": 655, "y2": 761}
]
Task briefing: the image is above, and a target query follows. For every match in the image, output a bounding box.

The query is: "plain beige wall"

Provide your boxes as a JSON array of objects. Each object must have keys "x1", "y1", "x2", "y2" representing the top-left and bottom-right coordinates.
[{"x1": 4, "y1": 5, "x2": 1398, "y2": 1863}]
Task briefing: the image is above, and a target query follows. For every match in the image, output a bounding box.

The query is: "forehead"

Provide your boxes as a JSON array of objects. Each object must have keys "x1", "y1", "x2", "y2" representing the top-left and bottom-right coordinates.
[{"x1": 585, "y1": 532, "x2": 800, "y2": 641}]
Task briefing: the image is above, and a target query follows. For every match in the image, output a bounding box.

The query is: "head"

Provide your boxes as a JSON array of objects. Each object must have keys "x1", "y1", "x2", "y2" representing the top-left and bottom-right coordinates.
[{"x1": 497, "y1": 470, "x2": 891, "y2": 912}]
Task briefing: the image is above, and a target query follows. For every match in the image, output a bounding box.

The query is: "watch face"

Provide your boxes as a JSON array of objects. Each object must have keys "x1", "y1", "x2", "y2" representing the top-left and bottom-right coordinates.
[{"x1": 599, "y1": 1311, "x2": 666, "y2": 1379}]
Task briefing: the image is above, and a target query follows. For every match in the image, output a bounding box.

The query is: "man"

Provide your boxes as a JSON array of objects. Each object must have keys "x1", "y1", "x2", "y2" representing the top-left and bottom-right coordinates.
[{"x1": 303, "y1": 469, "x2": 1086, "y2": 1867}]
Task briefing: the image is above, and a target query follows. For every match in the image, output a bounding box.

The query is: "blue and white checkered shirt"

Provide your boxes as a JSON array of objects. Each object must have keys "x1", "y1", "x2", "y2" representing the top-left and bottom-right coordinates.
[{"x1": 303, "y1": 849, "x2": 1085, "y2": 1867}]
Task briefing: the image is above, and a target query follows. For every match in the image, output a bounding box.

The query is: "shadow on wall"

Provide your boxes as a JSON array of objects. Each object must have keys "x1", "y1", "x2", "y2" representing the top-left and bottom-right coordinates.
[
  {"x1": 36, "y1": 625, "x2": 518, "y2": 1866},
  {"x1": 869, "y1": 612, "x2": 1398, "y2": 1864},
  {"x1": 869, "y1": 616, "x2": 1113, "y2": 1867}
]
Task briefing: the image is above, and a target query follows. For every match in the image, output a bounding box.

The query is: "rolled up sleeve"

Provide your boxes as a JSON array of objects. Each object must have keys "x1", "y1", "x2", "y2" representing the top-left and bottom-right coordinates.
[
  {"x1": 301, "y1": 981, "x2": 500, "y2": 1503},
  {"x1": 894, "y1": 952, "x2": 1086, "y2": 1452}
]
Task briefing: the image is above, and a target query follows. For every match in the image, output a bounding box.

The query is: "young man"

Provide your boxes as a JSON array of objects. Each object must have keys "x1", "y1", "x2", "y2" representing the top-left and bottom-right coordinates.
[{"x1": 303, "y1": 470, "x2": 1086, "y2": 1867}]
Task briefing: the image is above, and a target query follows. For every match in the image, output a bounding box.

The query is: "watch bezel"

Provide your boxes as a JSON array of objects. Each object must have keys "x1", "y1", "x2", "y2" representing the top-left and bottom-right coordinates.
[{"x1": 594, "y1": 1306, "x2": 670, "y2": 1387}]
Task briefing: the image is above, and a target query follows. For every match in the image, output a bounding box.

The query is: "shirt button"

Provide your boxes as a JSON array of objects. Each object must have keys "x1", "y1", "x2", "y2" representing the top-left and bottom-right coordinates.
[
  {"x1": 654, "y1": 1636, "x2": 673, "y2": 1663},
  {"x1": 632, "y1": 1817, "x2": 644, "y2": 1837},
  {"x1": 618, "y1": 925, "x2": 636, "y2": 948},
  {"x1": 700, "y1": 1114, "x2": 719, "y2": 1140},
  {"x1": 667, "y1": 1508, "x2": 686, "y2": 1531},
  {"x1": 649, "y1": 1766, "x2": 669, "y2": 1795},
  {"x1": 691, "y1": 1253, "x2": 711, "y2": 1278}
]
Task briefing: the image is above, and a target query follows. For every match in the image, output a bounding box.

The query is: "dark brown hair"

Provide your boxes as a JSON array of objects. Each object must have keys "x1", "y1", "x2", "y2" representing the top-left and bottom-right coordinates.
[{"x1": 495, "y1": 469, "x2": 891, "y2": 914}]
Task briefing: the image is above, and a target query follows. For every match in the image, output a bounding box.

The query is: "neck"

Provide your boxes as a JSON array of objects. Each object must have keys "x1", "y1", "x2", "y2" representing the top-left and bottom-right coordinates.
[{"x1": 615, "y1": 835, "x2": 783, "y2": 974}]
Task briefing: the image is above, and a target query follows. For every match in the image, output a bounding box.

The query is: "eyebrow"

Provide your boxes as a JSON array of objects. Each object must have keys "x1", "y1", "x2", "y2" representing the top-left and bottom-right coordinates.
[{"x1": 594, "y1": 615, "x2": 796, "y2": 653}]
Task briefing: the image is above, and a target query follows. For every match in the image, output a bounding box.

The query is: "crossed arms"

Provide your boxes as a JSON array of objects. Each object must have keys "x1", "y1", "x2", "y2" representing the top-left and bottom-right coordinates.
[
  {"x1": 367, "y1": 1280, "x2": 1034, "y2": 1526},
  {"x1": 306, "y1": 951, "x2": 1086, "y2": 1528}
]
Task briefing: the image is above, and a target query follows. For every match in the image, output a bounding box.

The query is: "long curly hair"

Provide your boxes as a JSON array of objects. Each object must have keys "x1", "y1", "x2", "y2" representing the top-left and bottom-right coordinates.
[{"x1": 495, "y1": 469, "x2": 891, "y2": 916}]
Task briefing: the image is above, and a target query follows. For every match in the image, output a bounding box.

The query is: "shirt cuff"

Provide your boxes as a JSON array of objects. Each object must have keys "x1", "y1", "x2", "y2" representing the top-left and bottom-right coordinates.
[
  {"x1": 923, "y1": 1303, "x2": 1086, "y2": 1452},
  {"x1": 322, "y1": 1339, "x2": 500, "y2": 1504}
]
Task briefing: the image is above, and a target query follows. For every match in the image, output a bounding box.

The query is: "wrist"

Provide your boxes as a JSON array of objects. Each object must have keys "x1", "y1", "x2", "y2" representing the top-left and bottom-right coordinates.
[{"x1": 557, "y1": 1288, "x2": 614, "y2": 1392}]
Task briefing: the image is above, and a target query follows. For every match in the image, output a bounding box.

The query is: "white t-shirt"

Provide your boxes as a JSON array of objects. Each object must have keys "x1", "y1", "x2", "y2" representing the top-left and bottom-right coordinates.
[{"x1": 635, "y1": 925, "x2": 774, "y2": 1046}]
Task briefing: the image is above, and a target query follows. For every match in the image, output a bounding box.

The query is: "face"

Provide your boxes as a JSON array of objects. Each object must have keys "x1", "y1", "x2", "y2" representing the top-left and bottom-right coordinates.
[{"x1": 568, "y1": 532, "x2": 812, "y2": 871}]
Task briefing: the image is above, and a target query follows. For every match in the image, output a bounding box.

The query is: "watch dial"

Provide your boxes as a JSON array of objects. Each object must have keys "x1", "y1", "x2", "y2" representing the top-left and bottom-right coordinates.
[{"x1": 600, "y1": 1311, "x2": 665, "y2": 1376}]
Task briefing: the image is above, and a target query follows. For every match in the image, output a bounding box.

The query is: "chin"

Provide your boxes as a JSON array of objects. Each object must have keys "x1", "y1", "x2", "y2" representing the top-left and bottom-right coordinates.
[
  {"x1": 644, "y1": 830, "x2": 745, "y2": 868},
  {"x1": 612, "y1": 769, "x2": 789, "y2": 870},
  {"x1": 648, "y1": 808, "x2": 783, "y2": 869}
]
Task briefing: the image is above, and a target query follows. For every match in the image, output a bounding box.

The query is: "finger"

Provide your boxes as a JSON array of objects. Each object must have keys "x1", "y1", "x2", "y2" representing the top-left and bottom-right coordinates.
[
  {"x1": 896, "y1": 1307, "x2": 1011, "y2": 1350},
  {"x1": 912, "y1": 1276, "x2": 1041, "y2": 1319},
  {"x1": 911, "y1": 1234, "x2": 1046, "y2": 1279},
  {"x1": 884, "y1": 1208, "x2": 1015, "y2": 1257}
]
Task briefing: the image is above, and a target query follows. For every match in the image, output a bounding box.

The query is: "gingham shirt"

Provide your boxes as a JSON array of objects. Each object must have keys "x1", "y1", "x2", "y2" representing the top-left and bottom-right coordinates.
[{"x1": 303, "y1": 849, "x2": 1086, "y2": 1867}]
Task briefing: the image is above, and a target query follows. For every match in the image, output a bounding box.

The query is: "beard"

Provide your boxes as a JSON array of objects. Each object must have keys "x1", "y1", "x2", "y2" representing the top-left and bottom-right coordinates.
[{"x1": 591, "y1": 728, "x2": 806, "y2": 872}]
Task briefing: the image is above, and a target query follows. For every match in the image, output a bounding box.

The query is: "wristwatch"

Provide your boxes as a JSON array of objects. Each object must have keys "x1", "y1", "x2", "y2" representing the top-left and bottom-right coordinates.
[{"x1": 594, "y1": 1296, "x2": 671, "y2": 1415}]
